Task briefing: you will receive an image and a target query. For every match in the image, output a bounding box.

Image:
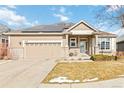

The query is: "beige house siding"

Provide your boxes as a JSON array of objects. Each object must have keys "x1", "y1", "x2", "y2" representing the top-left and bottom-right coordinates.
[
  {"x1": 9, "y1": 35, "x2": 64, "y2": 48},
  {"x1": 70, "y1": 22, "x2": 93, "y2": 31},
  {"x1": 9, "y1": 35, "x2": 66, "y2": 59}
]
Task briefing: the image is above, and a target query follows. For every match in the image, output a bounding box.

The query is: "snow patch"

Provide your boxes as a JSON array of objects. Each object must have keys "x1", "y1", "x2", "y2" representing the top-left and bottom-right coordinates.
[
  {"x1": 83, "y1": 77, "x2": 98, "y2": 82},
  {"x1": 118, "y1": 75, "x2": 124, "y2": 77},
  {"x1": 49, "y1": 76, "x2": 80, "y2": 83}
]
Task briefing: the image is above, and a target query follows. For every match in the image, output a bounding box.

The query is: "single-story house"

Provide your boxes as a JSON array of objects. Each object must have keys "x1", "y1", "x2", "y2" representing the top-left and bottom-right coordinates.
[{"x1": 4, "y1": 20, "x2": 117, "y2": 59}]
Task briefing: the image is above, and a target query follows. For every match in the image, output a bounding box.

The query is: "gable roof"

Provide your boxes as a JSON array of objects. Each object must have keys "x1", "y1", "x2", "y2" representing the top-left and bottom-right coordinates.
[{"x1": 66, "y1": 20, "x2": 98, "y2": 32}]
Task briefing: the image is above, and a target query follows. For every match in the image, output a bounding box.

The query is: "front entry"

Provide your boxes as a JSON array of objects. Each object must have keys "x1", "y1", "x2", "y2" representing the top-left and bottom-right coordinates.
[{"x1": 80, "y1": 40, "x2": 86, "y2": 53}]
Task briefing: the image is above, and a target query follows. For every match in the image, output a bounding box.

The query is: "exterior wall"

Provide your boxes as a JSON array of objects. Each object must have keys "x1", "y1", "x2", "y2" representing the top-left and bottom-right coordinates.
[
  {"x1": 70, "y1": 23, "x2": 94, "y2": 35},
  {"x1": 9, "y1": 35, "x2": 66, "y2": 59},
  {"x1": 9, "y1": 35, "x2": 63, "y2": 48}
]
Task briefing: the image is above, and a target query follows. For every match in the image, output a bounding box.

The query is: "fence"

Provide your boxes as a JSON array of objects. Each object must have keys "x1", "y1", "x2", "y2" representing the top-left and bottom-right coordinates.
[{"x1": 0, "y1": 43, "x2": 12, "y2": 60}]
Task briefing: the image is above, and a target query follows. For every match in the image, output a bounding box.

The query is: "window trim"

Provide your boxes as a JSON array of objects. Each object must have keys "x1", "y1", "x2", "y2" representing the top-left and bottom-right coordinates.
[
  {"x1": 98, "y1": 38, "x2": 111, "y2": 51},
  {"x1": 70, "y1": 37, "x2": 77, "y2": 47}
]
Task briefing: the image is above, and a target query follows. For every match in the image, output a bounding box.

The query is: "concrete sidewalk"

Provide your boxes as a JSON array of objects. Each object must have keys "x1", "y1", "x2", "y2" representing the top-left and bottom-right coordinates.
[
  {"x1": 39, "y1": 77, "x2": 124, "y2": 88},
  {"x1": 0, "y1": 59, "x2": 57, "y2": 88}
]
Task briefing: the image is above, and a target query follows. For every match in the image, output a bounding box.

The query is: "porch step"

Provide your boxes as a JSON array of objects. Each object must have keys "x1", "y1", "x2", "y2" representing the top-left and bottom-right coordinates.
[
  {"x1": 68, "y1": 53, "x2": 91, "y2": 60},
  {"x1": 79, "y1": 53, "x2": 91, "y2": 60}
]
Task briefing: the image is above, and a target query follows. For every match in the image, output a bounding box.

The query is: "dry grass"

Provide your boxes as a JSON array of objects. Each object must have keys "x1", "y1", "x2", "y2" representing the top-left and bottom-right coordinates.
[{"x1": 43, "y1": 60, "x2": 124, "y2": 83}]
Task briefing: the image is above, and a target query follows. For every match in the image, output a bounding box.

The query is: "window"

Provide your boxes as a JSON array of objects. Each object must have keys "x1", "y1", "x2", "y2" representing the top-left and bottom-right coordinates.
[
  {"x1": 98, "y1": 38, "x2": 111, "y2": 50},
  {"x1": 101, "y1": 41, "x2": 105, "y2": 49},
  {"x1": 2, "y1": 39, "x2": 5, "y2": 43},
  {"x1": 70, "y1": 38, "x2": 77, "y2": 47},
  {"x1": 6, "y1": 40, "x2": 8, "y2": 47}
]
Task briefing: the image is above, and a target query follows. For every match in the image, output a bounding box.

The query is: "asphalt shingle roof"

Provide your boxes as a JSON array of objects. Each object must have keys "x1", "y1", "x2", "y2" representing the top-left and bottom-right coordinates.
[
  {"x1": 98, "y1": 31, "x2": 116, "y2": 35},
  {"x1": 22, "y1": 22, "x2": 74, "y2": 32}
]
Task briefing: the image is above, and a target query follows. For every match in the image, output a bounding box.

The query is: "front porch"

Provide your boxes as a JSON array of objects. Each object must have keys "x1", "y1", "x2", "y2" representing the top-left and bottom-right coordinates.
[{"x1": 64, "y1": 35, "x2": 99, "y2": 58}]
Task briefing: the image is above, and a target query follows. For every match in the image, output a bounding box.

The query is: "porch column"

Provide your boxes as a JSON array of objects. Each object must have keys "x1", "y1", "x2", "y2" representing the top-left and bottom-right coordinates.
[
  {"x1": 65, "y1": 34, "x2": 69, "y2": 47},
  {"x1": 92, "y1": 37, "x2": 95, "y2": 55},
  {"x1": 88, "y1": 37, "x2": 92, "y2": 55},
  {"x1": 64, "y1": 34, "x2": 69, "y2": 58},
  {"x1": 95, "y1": 35, "x2": 99, "y2": 54}
]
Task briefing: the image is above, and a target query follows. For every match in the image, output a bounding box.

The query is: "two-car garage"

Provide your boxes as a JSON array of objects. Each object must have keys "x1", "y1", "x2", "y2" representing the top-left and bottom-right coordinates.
[{"x1": 10, "y1": 39, "x2": 65, "y2": 59}]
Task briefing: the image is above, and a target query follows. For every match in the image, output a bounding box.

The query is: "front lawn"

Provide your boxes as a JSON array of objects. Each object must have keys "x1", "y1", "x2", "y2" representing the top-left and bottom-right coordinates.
[{"x1": 42, "y1": 61, "x2": 124, "y2": 84}]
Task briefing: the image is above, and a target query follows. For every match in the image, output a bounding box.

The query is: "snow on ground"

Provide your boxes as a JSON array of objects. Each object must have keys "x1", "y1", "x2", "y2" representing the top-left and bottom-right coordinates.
[
  {"x1": 49, "y1": 77, "x2": 80, "y2": 83},
  {"x1": 49, "y1": 77, "x2": 99, "y2": 83},
  {"x1": 118, "y1": 75, "x2": 124, "y2": 77},
  {"x1": 82, "y1": 77, "x2": 99, "y2": 82}
]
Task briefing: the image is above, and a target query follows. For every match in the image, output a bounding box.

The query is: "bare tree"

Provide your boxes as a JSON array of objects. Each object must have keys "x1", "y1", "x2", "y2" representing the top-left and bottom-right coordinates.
[{"x1": 94, "y1": 5, "x2": 124, "y2": 28}]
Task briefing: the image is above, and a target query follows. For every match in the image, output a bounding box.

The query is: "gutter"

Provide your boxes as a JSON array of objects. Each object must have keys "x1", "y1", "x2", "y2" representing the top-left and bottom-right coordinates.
[{"x1": 3, "y1": 32, "x2": 64, "y2": 36}]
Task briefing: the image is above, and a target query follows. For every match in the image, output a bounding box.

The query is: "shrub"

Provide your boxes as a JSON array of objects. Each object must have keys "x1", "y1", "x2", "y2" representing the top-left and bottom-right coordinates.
[{"x1": 90, "y1": 54, "x2": 117, "y2": 61}]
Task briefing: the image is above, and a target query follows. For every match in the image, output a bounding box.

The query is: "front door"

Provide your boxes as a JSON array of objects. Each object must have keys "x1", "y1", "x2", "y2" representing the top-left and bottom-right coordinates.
[{"x1": 80, "y1": 40, "x2": 86, "y2": 53}]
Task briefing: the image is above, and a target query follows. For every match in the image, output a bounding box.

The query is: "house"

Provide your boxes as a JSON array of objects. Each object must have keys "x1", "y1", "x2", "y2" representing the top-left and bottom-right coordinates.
[
  {"x1": 0, "y1": 24, "x2": 10, "y2": 45},
  {"x1": 4, "y1": 20, "x2": 116, "y2": 59},
  {"x1": 117, "y1": 34, "x2": 124, "y2": 52},
  {"x1": 0, "y1": 24, "x2": 11, "y2": 59}
]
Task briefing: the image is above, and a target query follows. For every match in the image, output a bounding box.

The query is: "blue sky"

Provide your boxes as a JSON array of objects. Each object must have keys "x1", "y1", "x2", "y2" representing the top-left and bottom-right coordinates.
[{"x1": 0, "y1": 5, "x2": 122, "y2": 33}]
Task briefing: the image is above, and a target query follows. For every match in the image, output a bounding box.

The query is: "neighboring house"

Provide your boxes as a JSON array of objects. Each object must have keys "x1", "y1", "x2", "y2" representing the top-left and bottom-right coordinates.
[
  {"x1": 117, "y1": 34, "x2": 124, "y2": 52},
  {"x1": 0, "y1": 24, "x2": 11, "y2": 46},
  {"x1": 4, "y1": 20, "x2": 116, "y2": 59}
]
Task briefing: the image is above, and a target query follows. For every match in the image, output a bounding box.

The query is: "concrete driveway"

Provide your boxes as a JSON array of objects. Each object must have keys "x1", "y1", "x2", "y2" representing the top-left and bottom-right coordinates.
[
  {"x1": 0, "y1": 59, "x2": 57, "y2": 88},
  {"x1": 1, "y1": 59, "x2": 124, "y2": 88}
]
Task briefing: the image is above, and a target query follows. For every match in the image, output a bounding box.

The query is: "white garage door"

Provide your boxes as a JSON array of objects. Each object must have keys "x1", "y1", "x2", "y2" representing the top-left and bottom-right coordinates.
[{"x1": 24, "y1": 40, "x2": 65, "y2": 59}]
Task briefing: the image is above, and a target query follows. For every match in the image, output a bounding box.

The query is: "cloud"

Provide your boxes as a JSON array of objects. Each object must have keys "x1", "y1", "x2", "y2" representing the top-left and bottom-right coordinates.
[
  {"x1": 0, "y1": 7, "x2": 37, "y2": 28},
  {"x1": 52, "y1": 6, "x2": 71, "y2": 22},
  {"x1": 53, "y1": 14, "x2": 69, "y2": 21},
  {"x1": 6, "y1": 5, "x2": 16, "y2": 9}
]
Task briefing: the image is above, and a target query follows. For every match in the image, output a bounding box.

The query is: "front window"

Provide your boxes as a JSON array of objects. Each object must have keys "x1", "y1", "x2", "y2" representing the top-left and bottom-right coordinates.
[
  {"x1": 98, "y1": 38, "x2": 111, "y2": 50},
  {"x1": 70, "y1": 38, "x2": 77, "y2": 47}
]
